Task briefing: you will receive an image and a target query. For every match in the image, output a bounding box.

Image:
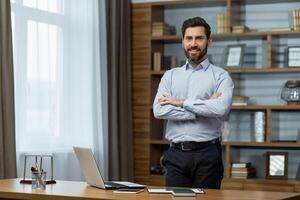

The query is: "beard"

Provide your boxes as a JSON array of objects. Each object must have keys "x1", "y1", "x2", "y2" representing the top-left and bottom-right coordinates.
[{"x1": 184, "y1": 44, "x2": 208, "y2": 65}]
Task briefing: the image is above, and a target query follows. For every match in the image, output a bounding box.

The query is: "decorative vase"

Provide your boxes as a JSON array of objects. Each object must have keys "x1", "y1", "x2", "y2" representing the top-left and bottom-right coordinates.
[
  {"x1": 281, "y1": 80, "x2": 300, "y2": 105},
  {"x1": 254, "y1": 112, "x2": 265, "y2": 142}
]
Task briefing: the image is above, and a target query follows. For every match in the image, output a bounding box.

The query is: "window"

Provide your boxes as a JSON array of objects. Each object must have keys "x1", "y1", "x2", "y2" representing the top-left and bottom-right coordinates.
[
  {"x1": 11, "y1": 0, "x2": 65, "y2": 150},
  {"x1": 10, "y1": 0, "x2": 102, "y2": 152},
  {"x1": 11, "y1": 0, "x2": 107, "y2": 180},
  {"x1": 23, "y1": 0, "x2": 63, "y2": 13}
]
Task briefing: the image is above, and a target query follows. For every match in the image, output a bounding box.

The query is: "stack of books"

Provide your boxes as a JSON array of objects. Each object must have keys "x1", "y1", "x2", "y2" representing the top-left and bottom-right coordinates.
[
  {"x1": 293, "y1": 10, "x2": 300, "y2": 31},
  {"x1": 152, "y1": 22, "x2": 171, "y2": 36},
  {"x1": 232, "y1": 96, "x2": 249, "y2": 106},
  {"x1": 231, "y1": 162, "x2": 256, "y2": 179},
  {"x1": 217, "y1": 13, "x2": 230, "y2": 34},
  {"x1": 232, "y1": 25, "x2": 249, "y2": 33}
]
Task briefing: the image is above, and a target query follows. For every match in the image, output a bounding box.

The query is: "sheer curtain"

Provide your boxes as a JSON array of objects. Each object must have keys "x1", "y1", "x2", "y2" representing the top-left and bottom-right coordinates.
[{"x1": 11, "y1": 0, "x2": 108, "y2": 181}]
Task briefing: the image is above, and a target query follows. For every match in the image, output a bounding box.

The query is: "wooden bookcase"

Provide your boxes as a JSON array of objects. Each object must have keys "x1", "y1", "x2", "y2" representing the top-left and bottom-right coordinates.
[{"x1": 131, "y1": 0, "x2": 300, "y2": 192}]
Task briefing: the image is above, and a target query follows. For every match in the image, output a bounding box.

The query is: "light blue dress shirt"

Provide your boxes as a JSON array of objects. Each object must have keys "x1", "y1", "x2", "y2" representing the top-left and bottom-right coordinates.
[{"x1": 153, "y1": 58, "x2": 234, "y2": 143}]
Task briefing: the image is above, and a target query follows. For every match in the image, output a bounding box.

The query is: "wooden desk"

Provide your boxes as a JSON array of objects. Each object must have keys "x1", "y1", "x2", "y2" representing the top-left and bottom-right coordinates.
[{"x1": 0, "y1": 179, "x2": 299, "y2": 200}]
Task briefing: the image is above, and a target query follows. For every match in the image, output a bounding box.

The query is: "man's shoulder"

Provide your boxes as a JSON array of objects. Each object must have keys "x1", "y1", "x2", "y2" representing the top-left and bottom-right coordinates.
[
  {"x1": 208, "y1": 63, "x2": 230, "y2": 76},
  {"x1": 163, "y1": 66, "x2": 185, "y2": 76},
  {"x1": 209, "y1": 63, "x2": 227, "y2": 73}
]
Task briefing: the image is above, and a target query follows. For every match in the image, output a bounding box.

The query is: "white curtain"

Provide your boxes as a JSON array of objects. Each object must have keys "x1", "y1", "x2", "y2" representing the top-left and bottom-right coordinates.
[{"x1": 11, "y1": 0, "x2": 108, "y2": 181}]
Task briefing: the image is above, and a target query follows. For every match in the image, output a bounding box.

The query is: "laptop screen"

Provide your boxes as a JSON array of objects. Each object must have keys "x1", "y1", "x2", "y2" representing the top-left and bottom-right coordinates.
[{"x1": 73, "y1": 146, "x2": 106, "y2": 189}]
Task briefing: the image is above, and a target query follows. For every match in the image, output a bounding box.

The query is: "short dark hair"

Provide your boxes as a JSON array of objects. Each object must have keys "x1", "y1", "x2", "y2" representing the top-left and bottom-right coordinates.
[{"x1": 181, "y1": 17, "x2": 211, "y2": 39}]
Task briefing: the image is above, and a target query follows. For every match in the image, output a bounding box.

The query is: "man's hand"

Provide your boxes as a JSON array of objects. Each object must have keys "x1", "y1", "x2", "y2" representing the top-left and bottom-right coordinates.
[
  {"x1": 159, "y1": 95, "x2": 184, "y2": 107},
  {"x1": 210, "y1": 92, "x2": 221, "y2": 99}
]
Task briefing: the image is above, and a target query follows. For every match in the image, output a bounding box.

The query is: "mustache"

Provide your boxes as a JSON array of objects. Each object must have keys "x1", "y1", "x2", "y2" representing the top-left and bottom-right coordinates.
[{"x1": 188, "y1": 46, "x2": 201, "y2": 51}]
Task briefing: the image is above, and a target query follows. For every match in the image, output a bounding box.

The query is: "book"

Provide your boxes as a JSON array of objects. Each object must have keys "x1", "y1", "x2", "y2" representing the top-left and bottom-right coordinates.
[
  {"x1": 293, "y1": 10, "x2": 300, "y2": 31},
  {"x1": 231, "y1": 167, "x2": 255, "y2": 171},
  {"x1": 233, "y1": 96, "x2": 249, "y2": 102},
  {"x1": 271, "y1": 27, "x2": 292, "y2": 32},
  {"x1": 231, "y1": 174, "x2": 255, "y2": 179},
  {"x1": 232, "y1": 102, "x2": 248, "y2": 106},
  {"x1": 153, "y1": 52, "x2": 162, "y2": 71},
  {"x1": 232, "y1": 25, "x2": 250, "y2": 33},
  {"x1": 232, "y1": 162, "x2": 251, "y2": 168},
  {"x1": 217, "y1": 13, "x2": 230, "y2": 34},
  {"x1": 232, "y1": 96, "x2": 249, "y2": 106},
  {"x1": 152, "y1": 22, "x2": 171, "y2": 36}
]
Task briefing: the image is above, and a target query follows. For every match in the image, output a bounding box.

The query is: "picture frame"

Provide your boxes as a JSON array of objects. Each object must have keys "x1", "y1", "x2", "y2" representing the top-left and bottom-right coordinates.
[
  {"x1": 222, "y1": 44, "x2": 245, "y2": 68},
  {"x1": 287, "y1": 46, "x2": 300, "y2": 67},
  {"x1": 296, "y1": 163, "x2": 300, "y2": 180},
  {"x1": 265, "y1": 152, "x2": 288, "y2": 179}
]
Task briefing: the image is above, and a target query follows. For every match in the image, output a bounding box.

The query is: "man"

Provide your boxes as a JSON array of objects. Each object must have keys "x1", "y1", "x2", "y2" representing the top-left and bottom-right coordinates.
[{"x1": 153, "y1": 17, "x2": 234, "y2": 189}]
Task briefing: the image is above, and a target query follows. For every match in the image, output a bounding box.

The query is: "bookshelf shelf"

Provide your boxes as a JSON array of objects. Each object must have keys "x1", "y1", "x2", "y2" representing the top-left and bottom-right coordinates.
[
  {"x1": 227, "y1": 67, "x2": 300, "y2": 74},
  {"x1": 222, "y1": 141, "x2": 300, "y2": 148},
  {"x1": 151, "y1": 67, "x2": 300, "y2": 75},
  {"x1": 151, "y1": 31, "x2": 300, "y2": 42},
  {"x1": 231, "y1": 105, "x2": 300, "y2": 110}
]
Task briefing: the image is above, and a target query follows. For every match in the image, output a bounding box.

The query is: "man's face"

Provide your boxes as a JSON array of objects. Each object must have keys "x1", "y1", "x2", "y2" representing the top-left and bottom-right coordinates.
[{"x1": 182, "y1": 26, "x2": 211, "y2": 65}]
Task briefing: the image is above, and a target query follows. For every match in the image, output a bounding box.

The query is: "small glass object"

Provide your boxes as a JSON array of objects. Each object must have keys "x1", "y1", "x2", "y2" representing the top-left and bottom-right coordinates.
[
  {"x1": 281, "y1": 80, "x2": 300, "y2": 104},
  {"x1": 32, "y1": 171, "x2": 46, "y2": 190},
  {"x1": 20, "y1": 154, "x2": 56, "y2": 185}
]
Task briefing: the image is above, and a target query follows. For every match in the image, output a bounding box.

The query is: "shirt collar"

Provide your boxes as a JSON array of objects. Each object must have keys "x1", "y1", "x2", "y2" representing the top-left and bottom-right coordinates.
[{"x1": 185, "y1": 57, "x2": 210, "y2": 71}]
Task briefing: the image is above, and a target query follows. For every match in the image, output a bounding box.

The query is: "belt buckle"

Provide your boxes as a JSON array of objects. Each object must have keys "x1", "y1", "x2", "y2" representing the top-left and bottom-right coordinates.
[{"x1": 181, "y1": 143, "x2": 191, "y2": 151}]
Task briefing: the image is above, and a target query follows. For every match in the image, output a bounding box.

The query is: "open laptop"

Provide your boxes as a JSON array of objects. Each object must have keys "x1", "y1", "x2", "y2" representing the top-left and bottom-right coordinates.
[{"x1": 73, "y1": 146, "x2": 145, "y2": 190}]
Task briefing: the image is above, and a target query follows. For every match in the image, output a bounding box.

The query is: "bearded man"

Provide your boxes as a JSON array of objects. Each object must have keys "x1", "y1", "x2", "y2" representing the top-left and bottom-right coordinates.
[{"x1": 153, "y1": 17, "x2": 234, "y2": 189}]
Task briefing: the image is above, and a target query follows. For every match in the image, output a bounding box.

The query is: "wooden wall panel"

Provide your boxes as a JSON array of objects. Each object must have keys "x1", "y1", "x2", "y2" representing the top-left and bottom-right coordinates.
[
  {"x1": 132, "y1": 36, "x2": 151, "y2": 50},
  {"x1": 132, "y1": 3, "x2": 152, "y2": 184},
  {"x1": 149, "y1": 175, "x2": 165, "y2": 186},
  {"x1": 132, "y1": 4, "x2": 151, "y2": 22},
  {"x1": 132, "y1": 68, "x2": 150, "y2": 79},
  {"x1": 133, "y1": 105, "x2": 150, "y2": 118},
  {"x1": 132, "y1": 79, "x2": 151, "y2": 105},
  {"x1": 133, "y1": 118, "x2": 150, "y2": 133},
  {"x1": 132, "y1": 49, "x2": 151, "y2": 65},
  {"x1": 134, "y1": 139, "x2": 149, "y2": 159},
  {"x1": 133, "y1": 25, "x2": 151, "y2": 35}
]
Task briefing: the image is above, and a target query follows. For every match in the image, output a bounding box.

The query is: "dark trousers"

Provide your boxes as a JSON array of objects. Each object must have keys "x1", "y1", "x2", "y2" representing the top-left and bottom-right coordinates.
[{"x1": 162, "y1": 139, "x2": 223, "y2": 189}]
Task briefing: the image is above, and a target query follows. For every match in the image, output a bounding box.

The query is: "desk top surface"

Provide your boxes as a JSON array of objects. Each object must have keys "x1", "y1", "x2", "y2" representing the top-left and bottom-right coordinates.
[{"x1": 0, "y1": 179, "x2": 299, "y2": 200}]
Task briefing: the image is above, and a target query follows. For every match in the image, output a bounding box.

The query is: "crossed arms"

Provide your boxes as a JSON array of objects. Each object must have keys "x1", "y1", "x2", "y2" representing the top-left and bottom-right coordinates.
[{"x1": 153, "y1": 71, "x2": 234, "y2": 121}]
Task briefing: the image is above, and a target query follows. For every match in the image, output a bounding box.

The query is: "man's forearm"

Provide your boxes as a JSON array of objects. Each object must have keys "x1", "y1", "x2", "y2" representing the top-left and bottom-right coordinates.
[
  {"x1": 153, "y1": 102, "x2": 196, "y2": 120},
  {"x1": 183, "y1": 97, "x2": 231, "y2": 118},
  {"x1": 158, "y1": 95, "x2": 184, "y2": 107}
]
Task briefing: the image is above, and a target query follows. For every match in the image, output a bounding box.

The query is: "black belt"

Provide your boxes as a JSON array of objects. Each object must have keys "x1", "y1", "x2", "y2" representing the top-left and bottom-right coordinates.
[{"x1": 170, "y1": 138, "x2": 219, "y2": 151}]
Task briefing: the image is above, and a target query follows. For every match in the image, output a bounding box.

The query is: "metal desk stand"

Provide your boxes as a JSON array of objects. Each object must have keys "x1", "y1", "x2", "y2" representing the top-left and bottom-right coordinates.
[{"x1": 20, "y1": 154, "x2": 56, "y2": 184}]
